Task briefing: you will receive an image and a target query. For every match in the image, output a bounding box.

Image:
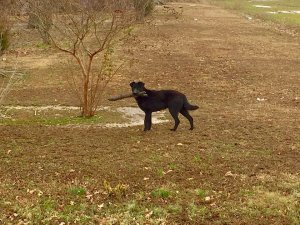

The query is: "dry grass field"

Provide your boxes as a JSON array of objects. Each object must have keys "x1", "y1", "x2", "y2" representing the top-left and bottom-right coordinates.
[{"x1": 0, "y1": 1, "x2": 299, "y2": 224}]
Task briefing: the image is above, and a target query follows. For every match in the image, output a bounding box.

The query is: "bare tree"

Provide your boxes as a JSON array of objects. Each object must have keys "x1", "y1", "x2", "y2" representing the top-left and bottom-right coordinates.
[
  {"x1": 0, "y1": 59, "x2": 23, "y2": 107},
  {"x1": 24, "y1": 0, "x2": 135, "y2": 117},
  {"x1": 0, "y1": 46, "x2": 24, "y2": 117},
  {"x1": 27, "y1": 0, "x2": 53, "y2": 44}
]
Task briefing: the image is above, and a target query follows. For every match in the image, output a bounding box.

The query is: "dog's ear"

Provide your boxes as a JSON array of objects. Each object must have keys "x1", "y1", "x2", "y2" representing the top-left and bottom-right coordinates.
[
  {"x1": 130, "y1": 82, "x2": 135, "y2": 87},
  {"x1": 138, "y1": 81, "x2": 145, "y2": 87}
]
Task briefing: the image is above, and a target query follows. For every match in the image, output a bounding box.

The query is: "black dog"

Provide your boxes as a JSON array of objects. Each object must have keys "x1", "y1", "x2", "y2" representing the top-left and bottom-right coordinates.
[{"x1": 130, "y1": 81, "x2": 199, "y2": 131}]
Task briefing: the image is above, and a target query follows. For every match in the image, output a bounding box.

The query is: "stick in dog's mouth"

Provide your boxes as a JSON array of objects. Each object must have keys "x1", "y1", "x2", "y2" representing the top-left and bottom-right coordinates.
[{"x1": 108, "y1": 91, "x2": 147, "y2": 101}]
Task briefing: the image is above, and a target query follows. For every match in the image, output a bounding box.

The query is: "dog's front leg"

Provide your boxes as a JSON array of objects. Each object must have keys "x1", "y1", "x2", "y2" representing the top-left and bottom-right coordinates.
[{"x1": 144, "y1": 112, "x2": 152, "y2": 131}]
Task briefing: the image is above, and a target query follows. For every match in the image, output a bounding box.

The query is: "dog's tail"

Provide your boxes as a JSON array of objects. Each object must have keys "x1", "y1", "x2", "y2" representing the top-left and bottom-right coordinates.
[{"x1": 184, "y1": 102, "x2": 199, "y2": 111}]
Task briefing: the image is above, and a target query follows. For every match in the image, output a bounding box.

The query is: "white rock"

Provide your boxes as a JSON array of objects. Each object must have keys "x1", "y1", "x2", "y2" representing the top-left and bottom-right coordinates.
[
  {"x1": 204, "y1": 196, "x2": 211, "y2": 202},
  {"x1": 225, "y1": 171, "x2": 234, "y2": 177}
]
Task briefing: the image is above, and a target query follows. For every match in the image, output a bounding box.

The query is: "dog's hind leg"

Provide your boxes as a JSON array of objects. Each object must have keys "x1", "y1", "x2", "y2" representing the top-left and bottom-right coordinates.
[
  {"x1": 169, "y1": 107, "x2": 180, "y2": 131},
  {"x1": 144, "y1": 112, "x2": 152, "y2": 131},
  {"x1": 180, "y1": 108, "x2": 194, "y2": 130}
]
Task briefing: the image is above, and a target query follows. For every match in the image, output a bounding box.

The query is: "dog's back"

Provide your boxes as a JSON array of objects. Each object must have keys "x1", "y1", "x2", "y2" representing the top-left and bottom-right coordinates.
[{"x1": 136, "y1": 89, "x2": 198, "y2": 112}]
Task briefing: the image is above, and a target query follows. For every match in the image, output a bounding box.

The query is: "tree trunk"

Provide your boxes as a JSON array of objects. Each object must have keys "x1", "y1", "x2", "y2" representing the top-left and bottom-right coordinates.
[{"x1": 82, "y1": 78, "x2": 91, "y2": 117}]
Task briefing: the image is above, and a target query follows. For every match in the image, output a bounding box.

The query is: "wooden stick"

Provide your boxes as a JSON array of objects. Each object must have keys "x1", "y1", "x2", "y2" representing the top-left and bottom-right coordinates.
[
  {"x1": 108, "y1": 93, "x2": 134, "y2": 101},
  {"x1": 108, "y1": 91, "x2": 147, "y2": 101}
]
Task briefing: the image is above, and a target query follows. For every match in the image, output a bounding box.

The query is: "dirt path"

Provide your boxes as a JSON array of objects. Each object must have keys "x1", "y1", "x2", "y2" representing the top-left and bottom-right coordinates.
[{"x1": 1, "y1": 1, "x2": 299, "y2": 224}]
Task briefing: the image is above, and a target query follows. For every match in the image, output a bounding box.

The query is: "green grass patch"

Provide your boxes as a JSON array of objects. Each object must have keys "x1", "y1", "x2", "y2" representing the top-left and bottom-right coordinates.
[
  {"x1": 149, "y1": 153, "x2": 162, "y2": 162},
  {"x1": 151, "y1": 188, "x2": 171, "y2": 199},
  {"x1": 193, "y1": 154, "x2": 202, "y2": 163},
  {"x1": 99, "y1": 201, "x2": 168, "y2": 224},
  {"x1": 209, "y1": 0, "x2": 300, "y2": 26},
  {"x1": 36, "y1": 42, "x2": 51, "y2": 50},
  {"x1": 157, "y1": 168, "x2": 165, "y2": 177},
  {"x1": 13, "y1": 198, "x2": 58, "y2": 224},
  {"x1": 241, "y1": 187, "x2": 300, "y2": 224},
  {"x1": 240, "y1": 189, "x2": 255, "y2": 196},
  {"x1": 125, "y1": 200, "x2": 140, "y2": 213},
  {"x1": 0, "y1": 110, "x2": 125, "y2": 126},
  {"x1": 188, "y1": 202, "x2": 210, "y2": 221},
  {"x1": 195, "y1": 188, "x2": 207, "y2": 198},
  {"x1": 168, "y1": 162, "x2": 178, "y2": 170},
  {"x1": 68, "y1": 187, "x2": 87, "y2": 196},
  {"x1": 167, "y1": 203, "x2": 182, "y2": 214},
  {"x1": 1, "y1": 115, "x2": 104, "y2": 126}
]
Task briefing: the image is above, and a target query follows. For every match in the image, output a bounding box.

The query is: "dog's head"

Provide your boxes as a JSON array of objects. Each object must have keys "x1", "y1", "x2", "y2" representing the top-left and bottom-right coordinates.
[{"x1": 130, "y1": 81, "x2": 145, "y2": 96}]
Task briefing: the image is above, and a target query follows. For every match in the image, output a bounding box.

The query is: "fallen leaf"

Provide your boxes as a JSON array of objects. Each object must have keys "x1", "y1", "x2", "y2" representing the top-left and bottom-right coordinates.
[
  {"x1": 225, "y1": 171, "x2": 238, "y2": 178},
  {"x1": 145, "y1": 211, "x2": 153, "y2": 218},
  {"x1": 98, "y1": 203, "x2": 104, "y2": 209},
  {"x1": 257, "y1": 97, "x2": 266, "y2": 102},
  {"x1": 86, "y1": 194, "x2": 93, "y2": 199}
]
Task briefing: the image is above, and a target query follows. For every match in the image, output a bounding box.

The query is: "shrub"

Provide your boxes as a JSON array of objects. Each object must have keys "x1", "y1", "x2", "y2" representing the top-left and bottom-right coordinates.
[
  {"x1": 103, "y1": 180, "x2": 129, "y2": 199},
  {"x1": 145, "y1": 0, "x2": 155, "y2": 16},
  {"x1": 0, "y1": 20, "x2": 10, "y2": 54},
  {"x1": 133, "y1": 0, "x2": 155, "y2": 21}
]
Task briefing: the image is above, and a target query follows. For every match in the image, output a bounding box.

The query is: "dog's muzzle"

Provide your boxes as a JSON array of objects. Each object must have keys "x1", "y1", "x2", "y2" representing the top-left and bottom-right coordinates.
[{"x1": 133, "y1": 91, "x2": 147, "y2": 97}]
